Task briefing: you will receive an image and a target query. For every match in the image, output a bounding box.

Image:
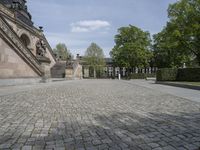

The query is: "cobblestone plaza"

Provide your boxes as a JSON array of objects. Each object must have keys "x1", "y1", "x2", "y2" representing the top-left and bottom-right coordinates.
[{"x1": 0, "y1": 80, "x2": 200, "y2": 150}]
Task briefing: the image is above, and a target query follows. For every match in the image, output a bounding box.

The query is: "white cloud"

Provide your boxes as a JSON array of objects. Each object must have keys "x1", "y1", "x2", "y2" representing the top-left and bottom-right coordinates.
[
  {"x1": 71, "y1": 20, "x2": 111, "y2": 33},
  {"x1": 71, "y1": 27, "x2": 89, "y2": 33}
]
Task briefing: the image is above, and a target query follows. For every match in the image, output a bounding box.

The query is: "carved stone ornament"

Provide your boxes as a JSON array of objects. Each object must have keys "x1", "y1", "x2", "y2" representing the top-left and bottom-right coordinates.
[{"x1": 36, "y1": 39, "x2": 46, "y2": 57}]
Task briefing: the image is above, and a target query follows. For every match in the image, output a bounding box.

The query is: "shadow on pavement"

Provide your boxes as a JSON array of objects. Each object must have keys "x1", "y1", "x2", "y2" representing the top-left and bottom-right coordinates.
[{"x1": 0, "y1": 111, "x2": 199, "y2": 150}]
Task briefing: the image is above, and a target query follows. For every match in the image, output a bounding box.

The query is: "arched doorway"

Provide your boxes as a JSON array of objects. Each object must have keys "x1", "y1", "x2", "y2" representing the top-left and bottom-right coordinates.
[{"x1": 20, "y1": 34, "x2": 31, "y2": 48}]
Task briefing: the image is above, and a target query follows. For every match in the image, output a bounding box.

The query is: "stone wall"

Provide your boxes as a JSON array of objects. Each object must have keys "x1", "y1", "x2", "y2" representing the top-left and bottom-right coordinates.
[{"x1": 0, "y1": 37, "x2": 39, "y2": 78}]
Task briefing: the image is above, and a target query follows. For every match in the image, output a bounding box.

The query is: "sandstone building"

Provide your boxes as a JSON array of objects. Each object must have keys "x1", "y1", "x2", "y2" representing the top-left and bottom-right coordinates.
[{"x1": 0, "y1": 0, "x2": 56, "y2": 80}]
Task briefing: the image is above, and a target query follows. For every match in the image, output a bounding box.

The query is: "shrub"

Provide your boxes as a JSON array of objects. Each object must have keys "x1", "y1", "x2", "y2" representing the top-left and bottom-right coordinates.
[
  {"x1": 146, "y1": 73, "x2": 156, "y2": 78},
  {"x1": 177, "y1": 68, "x2": 200, "y2": 81},
  {"x1": 156, "y1": 68, "x2": 178, "y2": 81},
  {"x1": 130, "y1": 73, "x2": 146, "y2": 79},
  {"x1": 130, "y1": 73, "x2": 156, "y2": 79},
  {"x1": 157, "y1": 68, "x2": 200, "y2": 81}
]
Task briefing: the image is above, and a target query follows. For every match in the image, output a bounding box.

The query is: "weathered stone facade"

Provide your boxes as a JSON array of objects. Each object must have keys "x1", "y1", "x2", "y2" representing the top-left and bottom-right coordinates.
[
  {"x1": 0, "y1": 39, "x2": 38, "y2": 78},
  {"x1": 0, "y1": 1, "x2": 56, "y2": 79},
  {"x1": 65, "y1": 55, "x2": 83, "y2": 80}
]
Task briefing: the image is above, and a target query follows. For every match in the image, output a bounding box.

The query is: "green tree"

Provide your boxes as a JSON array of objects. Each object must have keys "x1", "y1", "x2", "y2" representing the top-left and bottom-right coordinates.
[
  {"x1": 84, "y1": 43, "x2": 105, "y2": 78},
  {"x1": 153, "y1": 0, "x2": 200, "y2": 67},
  {"x1": 53, "y1": 43, "x2": 72, "y2": 61},
  {"x1": 153, "y1": 25, "x2": 191, "y2": 68},
  {"x1": 110, "y1": 25, "x2": 152, "y2": 74},
  {"x1": 168, "y1": 0, "x2": 199, "y2": 66}
]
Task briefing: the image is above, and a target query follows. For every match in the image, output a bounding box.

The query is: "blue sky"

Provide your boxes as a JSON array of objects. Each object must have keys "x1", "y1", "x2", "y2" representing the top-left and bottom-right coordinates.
[{"x1": 27, "y1": 0, "x2": 177, "y2": 57}]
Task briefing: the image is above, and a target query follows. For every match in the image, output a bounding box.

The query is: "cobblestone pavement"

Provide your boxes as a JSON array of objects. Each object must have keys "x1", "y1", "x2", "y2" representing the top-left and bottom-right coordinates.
[{"x1": 0, "y1": 80, "x2": 200, "y2": 150}]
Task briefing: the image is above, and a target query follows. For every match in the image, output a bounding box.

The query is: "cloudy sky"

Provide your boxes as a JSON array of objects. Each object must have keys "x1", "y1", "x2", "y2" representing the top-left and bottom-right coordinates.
[{"x1": 27, "y1": 0, "x2": 177, "y2": 57}]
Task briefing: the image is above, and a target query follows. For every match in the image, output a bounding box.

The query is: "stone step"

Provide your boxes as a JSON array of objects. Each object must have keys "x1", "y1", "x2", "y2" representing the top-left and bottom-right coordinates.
[{"x1": 51, "y1": 62, "x2": 66, "y2": 78}]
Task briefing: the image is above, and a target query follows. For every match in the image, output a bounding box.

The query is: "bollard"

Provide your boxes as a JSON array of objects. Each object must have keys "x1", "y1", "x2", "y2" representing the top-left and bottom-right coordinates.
[{"x1": 118, "y1": 74, "x2": 121, "y2": 80}]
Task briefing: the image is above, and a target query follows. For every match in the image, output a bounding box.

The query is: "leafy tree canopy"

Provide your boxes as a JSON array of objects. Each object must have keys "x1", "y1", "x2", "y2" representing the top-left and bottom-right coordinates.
[
  {"x1": 84, "y1": 42, "x2": 105, "y2": 67},
  {"x1": 84, "y1": 43, "x2": 105, "y2": 78},
  {"x1": 154, "y1": 0, "x2": 200, "y2": 67},
  {"x1": 153, "y1": 25, "x2": 191, "y2": 68},
  {"x1": 53, "y1": 43, "x2": 72, "y2": 61},
  {"x1": 110, "y1": 25, "x2": 152, "y2": 68}
]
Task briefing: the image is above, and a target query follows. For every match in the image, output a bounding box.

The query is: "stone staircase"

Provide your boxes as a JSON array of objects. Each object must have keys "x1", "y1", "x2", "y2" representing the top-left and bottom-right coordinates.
[
  {"x1": 51, "y1": 62, "x2": 66, "y2": 78},
  {"x1": 0, "y1": 15, "x2": 43, "y2": 76}
]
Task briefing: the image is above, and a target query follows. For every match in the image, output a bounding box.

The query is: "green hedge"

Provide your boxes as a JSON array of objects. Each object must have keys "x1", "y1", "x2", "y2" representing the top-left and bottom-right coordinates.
[
  {"x1": 156, "y1": 68, "x2": 178, "y2": 81},
  {"x1": 156, "y1": 68, "x2": 200, "y2": 81},
  {"x1": 177, "y1": 68, "x2": 200, "y2": 81},
  {"x1": 130, "y1": 73, "x2": 156, "y2": 79}
]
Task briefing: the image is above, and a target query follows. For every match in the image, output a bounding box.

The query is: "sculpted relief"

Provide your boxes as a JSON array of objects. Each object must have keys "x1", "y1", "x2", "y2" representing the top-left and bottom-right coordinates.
[{"x1": 36, "y1": 40, "x2": 46, "y2": 57}]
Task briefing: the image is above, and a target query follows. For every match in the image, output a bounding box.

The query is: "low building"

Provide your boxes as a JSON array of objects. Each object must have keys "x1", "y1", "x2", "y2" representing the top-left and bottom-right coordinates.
[{"x1": 80, "y1": 57, "x2": 157, "y2": 78}]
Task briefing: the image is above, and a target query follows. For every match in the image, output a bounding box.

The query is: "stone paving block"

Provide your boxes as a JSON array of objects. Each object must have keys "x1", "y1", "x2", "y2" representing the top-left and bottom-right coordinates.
[
  {"x1": 148, "y1": 143, "x2": 160, "y2": 149},
  {"x1": 22, "y1": 146, "x2": 32, "y2": 150},
  {"x1": 176, "y1": 147, "x2": 187, "y2": 150},
  {"x1": 92, "y1": 139, "x2": 102, "y2": 145},
  {"x1": 0, "y1": 80, "x2": 199, "y2": 150},
  {"x1": 162, "y1": 146, "x2": 177, "y2": 150},
  {"x1": 153, "y1": 148, "x2": 163, "y2": 150},
  {"x1": 138, "y1": 144, "x2": 152, "y2": 150}
]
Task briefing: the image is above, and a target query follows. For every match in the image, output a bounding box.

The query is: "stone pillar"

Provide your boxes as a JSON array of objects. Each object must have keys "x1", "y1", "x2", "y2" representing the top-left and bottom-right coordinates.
[
  {"x1": 65, "y1": 68, "x2": 73, "y2": 80},
  {"x1": 142, "y1": 69, "x2": 145, "y2": 73},
  {"x1": 135, "y1": 67, "x2": 138, "y2": 74},
  {"x1": 41, "y1": 62, "x2": 51, "y2": 78},
  {"x1": 37, "y1": 56, "x2": 51, "y2": 82},
  {"x1": 149, "y1": 67, "x2": 151, "y2": 74},
  {"x1": 145, "y1": 68, "x2": 148, "y2": 74}
]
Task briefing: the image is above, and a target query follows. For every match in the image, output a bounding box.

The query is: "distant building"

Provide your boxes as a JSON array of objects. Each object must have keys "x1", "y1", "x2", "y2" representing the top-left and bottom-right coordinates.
[
  {"x1": 80, "y1": 56, "x2": 157, "y2": 78},
  {"x1": 79, "y1": 57, "x2": 125, "y2": 78}
]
